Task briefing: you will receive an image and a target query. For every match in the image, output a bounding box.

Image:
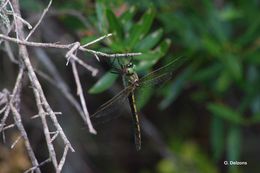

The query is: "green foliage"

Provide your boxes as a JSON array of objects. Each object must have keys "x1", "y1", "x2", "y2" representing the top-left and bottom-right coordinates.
[
  {"x1": 88, "y1": 5, "x2": 171, "y2": 96},
  {"x1": 155, "y1": 1, "x2": 260, "y2": 173},
  {"x1": 156, "y1": 141, "x2": 218, "y2": 173},
  {"x1": 207, "y1": 103, "x2": 244, "y2": 125},
  {"x1": 88, "y1": 72, "x2": 118, "y2": 94},
  {"x1": 211, "y1": 117, "x2": 225, "y2": 161}
]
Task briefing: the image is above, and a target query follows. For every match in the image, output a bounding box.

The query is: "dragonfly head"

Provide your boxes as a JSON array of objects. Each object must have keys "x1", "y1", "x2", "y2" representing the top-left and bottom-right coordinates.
[{"x1": 126, "y1": 62, "x2": 135, "y2": 75}]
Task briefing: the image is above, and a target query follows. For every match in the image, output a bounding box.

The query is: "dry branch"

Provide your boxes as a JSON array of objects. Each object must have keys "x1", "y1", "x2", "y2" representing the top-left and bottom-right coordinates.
[{"x1": 0, "y1": 0, "x2": 141, "y2": 172}]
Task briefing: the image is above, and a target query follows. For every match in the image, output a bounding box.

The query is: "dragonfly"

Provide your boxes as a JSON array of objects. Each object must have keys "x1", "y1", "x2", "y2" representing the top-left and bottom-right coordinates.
[{"x1": 90, "y1": 57, "x2": 186, "y2": 151}]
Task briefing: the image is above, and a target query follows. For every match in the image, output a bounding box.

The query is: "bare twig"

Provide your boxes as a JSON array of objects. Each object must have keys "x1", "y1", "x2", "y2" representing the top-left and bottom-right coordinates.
[
  {"x1": 7, "y1": 66, "x2": 41, "y2": 173},
  {"x1": 71, "y1": 60, "x2": 97, "y2": 134},
  {"x1": 0, "y1": 0, "x2": 9, "y2": 12},
  {"x1": 31, "y1": 111, "x2": 62, "y2": 119},
  {"x1": 57, "y1": 145, "x2": 69, "y2": 172},
  {"x1": 50, "y1": 131, "x2": 59, "y2": 143},
  {"x1": 10, "y1": 1, "x2": 74, "y2": 171},
  {"x1": 0, "y1": 33, "x2": 142, "y2": 57},
  {"x1": 82, "y1": 33, "x2": 112, "y2": 47},
  {"x1": 0, "y1": 104, "x2": 7, "y2": 114},
  {"x1": 10, "y1": 134, "x2": 21, "y2": 148},
  {"x1": 24, "y1": 158, "x2": 51, "y2": 173},
  {"x1": 7, "y1": 1, "x2": 32, "y2": 30},
  {"x1": 65, "y1": 41, "x2": 80, "y2": 65},
  {"x1": 25, "y1": 0, "x2": 52, "y2": 40},
  {"x1": 2, "y1": 123, "x2": 15, "y2": 131},
  {"x1": 0, "y1": 106, "x2": 10, "y2": 132},
  {"x1": 71, "y1": 52, "x2": 98, "y2": 76},
  {"x1": 1, "y1": 0, "x2": 142, "y2": 172},
  {"x1": 33, "y1": 48, "x2": 88, "y2": 125},
  {"x1": 2, "y1": 130, "x2": 6, "y2": 143}
]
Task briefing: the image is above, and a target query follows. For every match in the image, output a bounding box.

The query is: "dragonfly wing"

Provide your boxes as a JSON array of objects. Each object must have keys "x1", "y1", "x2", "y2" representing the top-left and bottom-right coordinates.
[
  {"x1": 138, "y1": 72, "x2": 173, "y2": 90},
  {"x1": 90, "y1": 86, "x2": 132, "y2": 125},
  {"x1": 139, "y1": 56, "x2": 187, "y2": 84}
]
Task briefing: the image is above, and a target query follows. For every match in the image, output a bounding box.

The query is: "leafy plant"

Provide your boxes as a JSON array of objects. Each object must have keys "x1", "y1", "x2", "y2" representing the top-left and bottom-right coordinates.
[
  {"x1": 156, "y1": 1, "x2": 260, "y2": 172},
  {"x1": 87, "y1": 4, "x2": 172, "y2": 111}
]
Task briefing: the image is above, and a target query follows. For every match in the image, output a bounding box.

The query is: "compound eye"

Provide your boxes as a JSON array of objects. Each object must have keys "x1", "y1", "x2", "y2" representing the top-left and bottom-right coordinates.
[
  {"x1": 126, "y1": 68, "x2": 133, "y2": 75},
  {"x1": 127, "y1": 63, "x2": 133, "y2": 68}
]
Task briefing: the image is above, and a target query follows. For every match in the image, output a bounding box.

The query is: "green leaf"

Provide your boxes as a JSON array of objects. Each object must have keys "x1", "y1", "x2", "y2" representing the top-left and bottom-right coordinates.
[
  {"x1": 207, "y1": 103, "x2": 245, "y2": 124},
  {"x1": 245, "y1": 51, "x2": 260, "y2": 64},
  {"x1": 156, "y1": 159, "x2": 176, "y2": 173},
  {"x1": 202, "y1": 35, "x2": 222, "y2": 56},
  {"x1": 191, "y1": 63, "x2": 222, "y2": 82},
  {"x1": 134, "y1": 39, "x2": 171, "y2": 61},
  {"x1": 95, "y1": 1, "x2": 107, "y2": 33},
  {"x1": 211, "y1": 117, "x2": 225, "y2": 161},
  {"x1": 227, "y1": 125, "x2": 241, "y2": 161},
  {"x1": 224, "y1": 54, "x2": 242, "y2": 81},
  {"x1": 237, "y1": 18, "x2": 260, "y2": 46},
  {"x1": 215, "y1": 71, "x2": 231, "y2": 93},
  {"x1": 126, "y1": 7, "x2": 156, "y2": 49},
  {"x1": 226, "y1": 125, "x2": 241, "y2": 173},
  {"x1": 135, "y1": 59, "x2": 158, "y2": 72},
  {"x1": 106, "y1": 9, "x2": 124, "y2": 41},
  {"x1": 219, "y1": 6, "x2": 242, "y2": 21},
  {"x1": 108, "y1": 41, "x2": 126, "y2": 52},
  {"x1": 134, "y1": 28, "x2": 163, "y2": 51},
  {"x1": 120, "y1": 6, "x2": 136, "y2": 22},
  {"x1": 88, "y1": 72, "x2": 118, "y2": 94}
]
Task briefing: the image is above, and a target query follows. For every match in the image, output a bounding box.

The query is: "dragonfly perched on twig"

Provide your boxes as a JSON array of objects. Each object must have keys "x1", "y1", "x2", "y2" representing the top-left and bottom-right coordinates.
[{"x1": 90, "y1": 56, "x2": 186, "y2": 151}]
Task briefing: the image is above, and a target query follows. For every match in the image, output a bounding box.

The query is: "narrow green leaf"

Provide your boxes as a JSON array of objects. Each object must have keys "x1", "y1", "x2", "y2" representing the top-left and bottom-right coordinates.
[
  {"x1": 120, "y1": 6, "x2": 136, "y2": 24},
  {"x1": 202, "y1": 35, "x2": 222, "y2": 56},
  {"x1": 211, "y1": 117, "x2": 225, "y2": 161},
  {"x1": 95, "y1": 1, "x2": 107, "y2": 33},
  {"x1": 191, "y1": 63, "x2": 222, "y2": 82},
  {"x1": 219, "y1": 6, "x2": 242, "y2": 21},
  {"x1": 156, "y1": 159, "x2": 176, "y2": 173},
  {"x1": 135, "y1": 59, "x2": 158, "y2": 72},
  {"x1": 237, "y1": 18, "x2": 260, "y2": 46},
  {"x1": 224, "y1": 54, "x2": 242, "y2": 81},
  {"x1": 88, "y1": 72, "x2": 118, "y2": 94},
  {"x1": 215, "y1": 71, "x2": 231, "y2": 93},
  {"x1": 227, "y1": 125, "x2": 241, "y2": 161},
  {"x1": 207, "y1": 103, "x2": 245, "y2": 124},
  {"x1": 134, "y1": 39, "x2": 171, "y2": 61},
  {"x1": 106, "y1": 9, "x2": 123, "y2": 41},
  {"x1": 126, "y1": 7, "x2": 156, "y2": 49},
  {"x1": 134, "y1": 28, "x2": 163, "y2": 51}
]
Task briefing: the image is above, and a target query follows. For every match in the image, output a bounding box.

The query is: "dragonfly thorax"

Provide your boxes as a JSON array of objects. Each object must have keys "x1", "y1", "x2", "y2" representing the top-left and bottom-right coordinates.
[{"x1": 127, "y1": 72, "x2": 139, "y2": 87}]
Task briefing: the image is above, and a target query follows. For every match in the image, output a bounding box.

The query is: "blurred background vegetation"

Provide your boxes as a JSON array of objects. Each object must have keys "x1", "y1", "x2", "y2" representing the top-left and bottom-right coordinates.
[{"x1": 1, "y1": 0, "x2": 260, "y2": 172}]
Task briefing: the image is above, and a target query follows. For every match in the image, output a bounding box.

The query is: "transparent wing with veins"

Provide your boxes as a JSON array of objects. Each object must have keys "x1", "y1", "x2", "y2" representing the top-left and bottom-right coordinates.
[
  {"x1": 90, "y1": 56, "x2": 186, "y2": 124},
  {"x1": 90, "y1": 85, "x2": 133, "y2": 125}
]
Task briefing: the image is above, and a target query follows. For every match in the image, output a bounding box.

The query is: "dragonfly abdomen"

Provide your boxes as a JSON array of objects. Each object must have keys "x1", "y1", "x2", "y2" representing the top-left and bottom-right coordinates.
[{"x1": 128, "y1": 91, "x2": 141, "y2": 151}]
